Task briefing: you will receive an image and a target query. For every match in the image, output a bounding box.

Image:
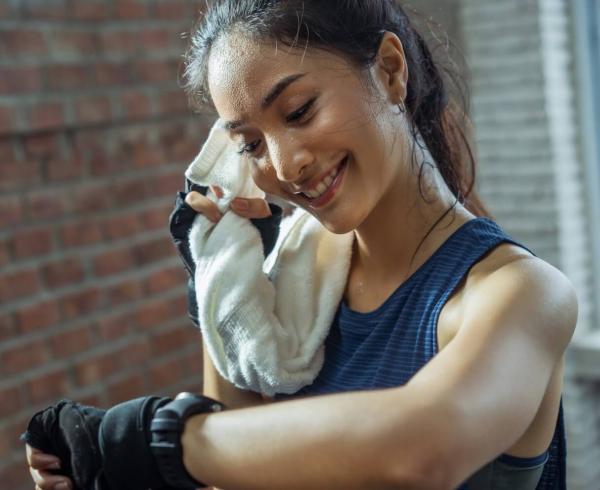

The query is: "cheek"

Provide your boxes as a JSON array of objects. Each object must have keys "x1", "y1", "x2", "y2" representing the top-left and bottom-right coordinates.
[{"x1": 249, "y1": 161, "x2": 283, "y2": 196}]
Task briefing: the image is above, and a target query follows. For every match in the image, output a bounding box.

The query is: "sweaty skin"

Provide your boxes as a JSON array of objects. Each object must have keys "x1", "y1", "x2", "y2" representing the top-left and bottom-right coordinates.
[{"x1": 26, "y1": 30, "x2": 577, "y2": 490}]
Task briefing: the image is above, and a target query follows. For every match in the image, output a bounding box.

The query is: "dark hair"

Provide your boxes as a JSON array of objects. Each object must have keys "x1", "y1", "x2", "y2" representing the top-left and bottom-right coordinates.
[{"x1": 182, "y1": 0, "x2": 493, "y2": 262}]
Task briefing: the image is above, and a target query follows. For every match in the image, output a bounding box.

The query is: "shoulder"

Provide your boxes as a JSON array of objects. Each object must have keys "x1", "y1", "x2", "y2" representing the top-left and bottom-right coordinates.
[{"x1": 461, "y1": 243, "x2": 578, "y2": 354}]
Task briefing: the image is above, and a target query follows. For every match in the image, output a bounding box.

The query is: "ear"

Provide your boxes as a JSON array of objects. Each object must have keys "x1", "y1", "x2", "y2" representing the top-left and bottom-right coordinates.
[{"x1": 371, "y1": 31, "x2": 409, "y2": 104}]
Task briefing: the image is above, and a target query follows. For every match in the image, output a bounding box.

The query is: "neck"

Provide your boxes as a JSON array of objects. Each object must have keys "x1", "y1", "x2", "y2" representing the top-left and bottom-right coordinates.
[{"x1": 351, "y1": 155, "x2": 475, "y2": 285}]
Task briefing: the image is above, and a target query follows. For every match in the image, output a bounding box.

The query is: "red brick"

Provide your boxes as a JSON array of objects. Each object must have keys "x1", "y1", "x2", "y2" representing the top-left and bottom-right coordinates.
[
  {"x1": 0, "y1": 241, "x2": 9, "y2": 269},
  {"x1": 60, "y1": 288, "x2": 102, "y2": 320},
  {"x1": 169, "y1": 294, "x2": 188, "y2": 317},
  {"x1": 0, "y1": 313, "x2": 16, "y2": 342},
  {"x1": 27, "y1": 369, "x2": 70, "y2": 404},
  {"x1": 101, "y1": 212, "x2": 140, "y2": 239},
  {"x1": 25, "y1": 189, "x2": 69, "y2": 220},
  {"x1": 46, "y1": 154, "x2": 84, "y2": 181},
  {"x1": 181, "y1": 348, "x2": 203, "y2": 377},
  {"x1": 0, "y1": 416, "x2": 29, "y2": 461},
  {"x1": 41, "y1": 257, "x2": 85, "y2": 289},
  {"x1": 133, "y1": 237, "x2": 174, "y2": 265},
  {"x1": 106, "y1": 372, "x2": 146, "y2": 405},
  {"x1": 0, "y1": 29, "x2": 47, "y2": 56},
  {"x1": 115, "y1": 0, "x2": 148, "y2": 19},
  {"x1": 151, "y1": 325, "x2": 195, "y2": 356},
  {"x1": 0, "y1": 458, "x2": 30, "y2": 489},
  {"x1": 0, "y1": 159, "x2": 41, "y2": 192},
  {"x1": 23, "y1": 133, "x2": 61, "y2": 160},
  {"x1": 0, "y1": 385, "x2": 22, "y2": 418},
  {"x1": 70, "y1": 1, "x2": 112, "y2": 21},
  {"x1": 149, "y1": 171, "x2": 182, "y2": 196},
  {"x1": 145, "y1": 266, "x2": 186, "y2": 295},
  {"x1": 0, "y1": 138, "x2": 15, "y2": 160},
  {"x1": 134, "y1": 59, "x2": 176, "y2": 83},
  {"x1": 0, "y1": 195, "x2": 23, "y2": 227},
  {"x1": 122, "y1": 91, "x2": 152, "y2": 119},
  {"x1": 118, "y1": 338, "x2": 152, "y2": 366},
  {"x1": 153, "y1": 0, "x2": 192, "y2": 19},
  {"x1": 60, "y1": 221, "x2": 104, "y2": 247},
  {"x1": 139, "y1": 28, "x2": 172, "y2": 50},
  {"x1": 72, "y1": 183, "x2": 114, "y2": 213},
  {"x1": 163, "y1": 130, "x2": 201, "y2": 163},
  {"x1": 158, "y1": 89, "x2": 190, "y2": 115},
  {"x1": 9, "y1": 226, "x2": 54, "y2": 259},
  {"x1": 75, "y1": 96, "x2": 112, "y2": 125},
  {"x1": 112, "y1": 177, "x2": 149, "y2": 206},
  {"x1": 0, "y1": 66, "x2": 44, "y2": 95},
  {"x1": 15, "y1": 299, "x2": 61, "y2": 333},
  {"x1": 0, "y1": 339, "x2": 48, "y2": 375},
  {"x1": 97, "y1": 311, "x2": 136, "y2": 341},
  {"x1": 117, "y1": 135, "x2": 165, "y2": 168},
  {"x1": 89, "y1": 151, "x2": 120, "y2": 176},
  {"x1": 100, "y1": 30, "x2": 139, "y2": 54},
  {"x1": 28, "y1": 101, "x2": 65, "y2": 131},
  {"x1": 74, "y1": 351, "x2": 120, "y2": 385},
  {"x1": 136, "y1": 300, "x2": 173, "y2": 329},
  {"x1": 0, "y1": 105, "x2": 16, "y2": 134},
  {"x1": 0, "y1": 269, "x2": 40, "y2": 302},
  {"x1": 50, "y1": 325, "x2": 93, "y2": 358},
  {"x1": 150, "y1": 356, "x2": 185, "y2": 387},
  {"x1": 23, "y1": 0, "x2": 68, "y2": 20},
  {"x1": 94, "y1": 61, "x2": 132, "y2": 86},
  {"x1": 106, "y1": 279, "x2": 143, "y2": 306},
  {"x1": 52, "y1": 31, "x2": 99, "y2": 56},
  {"x1": 140, "y1": 204, "x2": 171, "y2": 230},
  {"x1": 92, "y1": 248, "x2": 134, "y2": 277},
  {"x1": 46, "y1": 63, "x2": 91, "y2": 91}
]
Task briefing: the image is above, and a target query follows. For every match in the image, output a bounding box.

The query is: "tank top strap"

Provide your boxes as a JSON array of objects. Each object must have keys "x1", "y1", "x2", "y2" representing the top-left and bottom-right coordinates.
[{"x1": 419, "y1": 216, "x2": 536, "y2": 355}]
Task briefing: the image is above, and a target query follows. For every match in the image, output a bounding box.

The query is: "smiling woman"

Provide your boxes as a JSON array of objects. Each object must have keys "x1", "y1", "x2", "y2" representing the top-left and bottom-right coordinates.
[{"x1": 23, "y1": 1, "x2": 577, "y2": 490}]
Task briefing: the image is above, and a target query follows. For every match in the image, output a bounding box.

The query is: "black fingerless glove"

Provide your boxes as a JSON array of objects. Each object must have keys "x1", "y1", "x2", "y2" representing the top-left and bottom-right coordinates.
[
  {"x1": 21, "y1": 396, "x2": 213, "y2": 490},
  {"x1": 169, "y1": 178, "x2": 283, "y2": 328},
  {"x1": 20, "y1": 400, "x2": 108, "y2": 490}
]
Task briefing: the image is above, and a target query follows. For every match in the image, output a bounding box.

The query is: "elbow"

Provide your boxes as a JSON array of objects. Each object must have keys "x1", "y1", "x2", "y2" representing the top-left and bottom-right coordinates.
[{"x1": 391, "y1": 458, "x2": 454, "y2": 490}]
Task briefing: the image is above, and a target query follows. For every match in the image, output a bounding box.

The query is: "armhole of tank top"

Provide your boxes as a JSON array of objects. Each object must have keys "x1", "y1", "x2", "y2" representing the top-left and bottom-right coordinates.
[{"x1": 497, "y1": 450, "x2": 550, "y2": 469}]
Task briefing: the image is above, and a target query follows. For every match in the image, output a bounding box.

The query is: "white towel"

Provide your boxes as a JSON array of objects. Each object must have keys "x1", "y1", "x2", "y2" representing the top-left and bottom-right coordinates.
[{"x1": 185, "y1": 119, "x2": 354, "y2": 396}]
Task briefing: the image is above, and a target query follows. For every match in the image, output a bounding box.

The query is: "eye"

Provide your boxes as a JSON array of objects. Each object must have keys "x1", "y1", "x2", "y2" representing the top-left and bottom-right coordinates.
[
  {"x1": 237, "y1": 140, "x2": 260, "y2": 156},
  {"x1": 285, "y1": 96, "x2": 317, "y2": 123}
]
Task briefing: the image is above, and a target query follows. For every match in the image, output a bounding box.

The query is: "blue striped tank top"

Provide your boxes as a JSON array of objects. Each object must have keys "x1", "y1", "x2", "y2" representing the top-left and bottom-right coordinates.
[{"x1": 274, "y1": 217, "x2": 566, "y2": 490}]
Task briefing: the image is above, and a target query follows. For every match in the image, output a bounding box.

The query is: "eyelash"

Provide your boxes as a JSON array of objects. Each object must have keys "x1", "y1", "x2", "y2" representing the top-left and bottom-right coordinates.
[{"x1": 237, "y1": 97, "x2": 317, "y2": 156}]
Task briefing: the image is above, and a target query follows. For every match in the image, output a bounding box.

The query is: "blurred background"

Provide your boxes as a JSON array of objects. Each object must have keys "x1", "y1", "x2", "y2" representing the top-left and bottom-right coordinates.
[{"x1": 0, "y1": 1, "x2": 598, "y2": 489}]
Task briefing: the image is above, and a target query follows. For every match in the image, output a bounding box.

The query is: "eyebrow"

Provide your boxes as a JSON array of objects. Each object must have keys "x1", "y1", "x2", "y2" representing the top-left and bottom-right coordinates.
[{"x1": 223, "y1": 72, "x2": 307, "y2": 131}]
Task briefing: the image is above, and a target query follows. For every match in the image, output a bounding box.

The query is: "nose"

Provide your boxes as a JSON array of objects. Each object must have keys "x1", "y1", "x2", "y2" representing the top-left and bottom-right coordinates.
[{"x1": 269, "y1": 138, "x2": 315, "y2": 185}]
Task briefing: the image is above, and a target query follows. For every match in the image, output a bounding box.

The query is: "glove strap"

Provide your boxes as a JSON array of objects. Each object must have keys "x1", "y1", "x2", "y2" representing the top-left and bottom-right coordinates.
[{"x1": 150, "y1": 392, "x2": 226, "y2": 489}]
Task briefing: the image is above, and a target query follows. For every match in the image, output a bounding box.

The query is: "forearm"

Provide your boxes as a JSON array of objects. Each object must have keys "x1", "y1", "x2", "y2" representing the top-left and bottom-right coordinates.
[{"x1": 181, "y1": 386, "x2": 448, "y2": 490}]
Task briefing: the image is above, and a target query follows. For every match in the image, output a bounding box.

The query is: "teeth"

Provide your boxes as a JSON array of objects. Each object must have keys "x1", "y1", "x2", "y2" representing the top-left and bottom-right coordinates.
[{"x1": 303, "y1": 161, "x2": 343, "y2": 199}]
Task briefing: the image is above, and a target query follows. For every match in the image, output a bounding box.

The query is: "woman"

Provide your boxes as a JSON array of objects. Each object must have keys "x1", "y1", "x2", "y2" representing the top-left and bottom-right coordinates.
[{"x1": 25, "y1": 1, "x2": 577, "y2": 489}]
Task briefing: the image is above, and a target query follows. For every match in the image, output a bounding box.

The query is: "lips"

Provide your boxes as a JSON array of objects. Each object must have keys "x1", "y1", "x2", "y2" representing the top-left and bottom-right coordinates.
[
  {"x1": 301, "y1": 155, "x2": 348, "y2": 209},
  {"x1": 295, "y1": 155, "x2": 349, "y2": 198}
]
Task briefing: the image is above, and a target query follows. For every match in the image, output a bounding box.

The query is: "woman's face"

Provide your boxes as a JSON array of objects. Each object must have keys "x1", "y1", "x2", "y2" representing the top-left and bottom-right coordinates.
[{"x1": 207, "y1": 32, "x2": 411, "y2": 234}]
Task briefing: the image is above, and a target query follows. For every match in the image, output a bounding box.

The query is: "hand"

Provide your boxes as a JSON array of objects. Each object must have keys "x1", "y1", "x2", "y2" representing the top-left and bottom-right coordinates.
[
  {"x1": 21, "y1": 399, "x2": 106, "y2": 490},
  {"x1": 25, "y1": 444, "x2": 73, "y2": 490},
  {"x1": 21, "y1": 397, "x2": 175, "y2": 490},
  {"x1": 185, "y1": 185, "x2": 273, "y2": 221}
]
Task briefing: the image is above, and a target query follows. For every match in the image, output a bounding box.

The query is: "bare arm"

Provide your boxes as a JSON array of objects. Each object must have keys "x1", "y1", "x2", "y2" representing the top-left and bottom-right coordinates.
[
  {"x1": 180, "y1": 258, "x2": 577, "y2": 490},
  {"x1": 202, "y1": 338, "x2": 269, "y2": 409}
]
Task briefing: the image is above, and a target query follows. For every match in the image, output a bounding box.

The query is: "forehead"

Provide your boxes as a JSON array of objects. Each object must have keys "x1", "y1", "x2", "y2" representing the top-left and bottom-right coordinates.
[{"x1": 207, "y1": 32, "x2": 348, "y2": 120}]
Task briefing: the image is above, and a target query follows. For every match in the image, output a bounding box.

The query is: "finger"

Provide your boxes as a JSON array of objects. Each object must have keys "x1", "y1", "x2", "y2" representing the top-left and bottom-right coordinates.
[
  {"x1": 26, "y1": 445, "x2": 61, "y2": 471},
  {"x1": 210, "y1": 185, "x2": 224, "y2": 199},
  {"x1": 185, "y1": 191, "x2": 223, "y2": 223},
  {"x1": 29, "y1": 467, "x2": 72, "y2": 490},
  {"x1": 230, "y1": 198, "x2": 272, "y2": 219}
]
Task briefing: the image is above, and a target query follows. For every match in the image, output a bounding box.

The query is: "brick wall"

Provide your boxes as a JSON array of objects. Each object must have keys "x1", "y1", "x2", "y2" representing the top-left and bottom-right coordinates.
[
  {"x1": 459, "y1": 0, "x2": 600, "y2": 487},
  {"x1": 0, "y1": 2, "x2": 212, "y2": 488}
]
